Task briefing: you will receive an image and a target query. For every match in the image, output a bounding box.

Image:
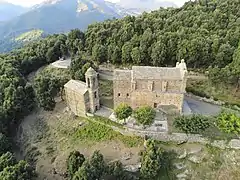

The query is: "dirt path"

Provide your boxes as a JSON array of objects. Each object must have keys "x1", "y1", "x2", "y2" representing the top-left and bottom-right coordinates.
[{"x1": 16, "y1": 101, "x2": 142, "y2": 180}]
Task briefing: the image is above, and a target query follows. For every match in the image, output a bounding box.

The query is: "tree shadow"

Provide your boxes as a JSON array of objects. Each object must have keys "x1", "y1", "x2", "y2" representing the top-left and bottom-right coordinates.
[{"x1": 159, "y1": 150, "x2": 178, "y2": 180}]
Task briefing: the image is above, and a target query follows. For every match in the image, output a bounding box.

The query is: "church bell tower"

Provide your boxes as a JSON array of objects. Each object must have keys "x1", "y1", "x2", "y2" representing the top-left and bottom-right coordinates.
[{"x1": 85, "y1": 67, "x2": 100, "y2": 113}]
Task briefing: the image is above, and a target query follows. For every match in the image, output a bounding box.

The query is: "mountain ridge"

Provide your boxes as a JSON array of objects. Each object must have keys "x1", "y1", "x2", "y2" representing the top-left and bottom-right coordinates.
[{"x1": 0, "y1": 1, "x2": 28, "y2": 21}]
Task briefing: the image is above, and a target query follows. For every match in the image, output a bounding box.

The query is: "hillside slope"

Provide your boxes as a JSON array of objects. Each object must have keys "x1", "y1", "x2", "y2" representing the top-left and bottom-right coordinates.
[
  {"x1": 83, "y1": 0, "x2": 240, "y2": 69},
  {"x1": 0, "y1": 1, "x2": 27, "y2": 22}
]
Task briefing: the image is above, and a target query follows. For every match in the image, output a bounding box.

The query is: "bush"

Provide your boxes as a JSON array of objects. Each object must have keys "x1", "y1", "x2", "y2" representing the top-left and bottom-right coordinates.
[
  {"x1": 67, "y1": 151, "x2": 85, "y2": 178},
  {"x1": 114, "y1": 103, "x2": 133, "y2": 120},
  {"x1": 216, "y1": 111, "x2": 240, "y2": 135},
  {"x1": 174, "y1": 115, "x2": 210, "y2": 134},
  {"x1": 140, "y1": 140, "x2": 163, "y2": 179},
  {"x1": 133, "y1": 106, "x2": 156, "y2": 126},
  {"x1": 0, "y1": 133, "x2": 11, "y2": 155},
  {"x1": 72, "y1": 151, "x2": 133, "y2": 180}
]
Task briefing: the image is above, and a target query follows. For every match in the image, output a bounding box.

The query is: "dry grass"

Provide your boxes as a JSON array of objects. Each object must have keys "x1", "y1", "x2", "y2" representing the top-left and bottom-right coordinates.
[{"x1": 16, "y1": 102, "x2": 143, "y2": 179}]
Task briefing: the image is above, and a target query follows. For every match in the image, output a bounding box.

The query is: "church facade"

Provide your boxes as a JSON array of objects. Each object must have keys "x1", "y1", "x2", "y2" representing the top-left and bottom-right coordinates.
[{"x1": 113, "y1": 60, "x2": 188, "y2": 113}]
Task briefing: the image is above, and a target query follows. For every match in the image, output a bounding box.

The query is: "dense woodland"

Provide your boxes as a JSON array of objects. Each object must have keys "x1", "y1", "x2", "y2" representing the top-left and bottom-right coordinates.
[{"x1": 0, "y1": 0, "x2": 239, "y2": 178}]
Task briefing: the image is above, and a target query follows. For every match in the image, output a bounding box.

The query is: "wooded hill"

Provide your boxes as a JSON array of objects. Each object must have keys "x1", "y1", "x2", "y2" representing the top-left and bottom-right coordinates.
[{"x1": 0, "y1": 0, "x2": 239, "y2": 178}]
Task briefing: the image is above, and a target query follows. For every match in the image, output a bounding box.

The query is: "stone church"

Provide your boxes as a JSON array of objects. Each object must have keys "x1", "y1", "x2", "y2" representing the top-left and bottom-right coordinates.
[
  {"x1": 113, "y1": 60, "x2": 188, "y2": 113},
  {"x1": 64, "y1": 67, "x2": 100, "y2": 117}
]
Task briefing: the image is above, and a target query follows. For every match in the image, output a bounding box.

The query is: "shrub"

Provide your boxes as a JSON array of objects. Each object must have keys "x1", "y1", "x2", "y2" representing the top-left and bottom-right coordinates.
[
  {"x1": 133, "y1": 106, "x2": 156, "y2": 126},
  {"x1": 140, "y1": 140, "x2": 163, "y2": 179},
  {"x1": 0, "y1": 133, "x2": 11, "y2": 155},
  {"x1": 174, "y1": 115, "x2": 210, "y2": 134},
  {"x1": 114, "y1": 103, "x2": 133, "y2": 120},
  {"x1": 72, "y1": 151, "x2": 133, "y2": 180},
  {"x1": 216, "y1": 111, "x2": 240, "y2": 135},
  {"x1": 67, "y1": 151, "x2": 85, "y2": 178}
]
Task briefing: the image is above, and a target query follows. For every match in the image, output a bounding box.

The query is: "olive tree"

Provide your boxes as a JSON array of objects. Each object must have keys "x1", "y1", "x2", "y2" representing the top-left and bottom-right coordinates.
[
  {"x1": 133, "y1": 106, "x2": 156, "y2": 126},
  {"x1": 114, "y1": 103, "x2": 133, "y2": 121}
]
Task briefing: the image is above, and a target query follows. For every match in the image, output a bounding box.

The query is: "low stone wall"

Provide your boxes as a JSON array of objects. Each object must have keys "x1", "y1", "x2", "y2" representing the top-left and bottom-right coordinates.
[
  {"x1": 115, "y1": 127, "x2": 240, "y2": 150},
  {"x1": 186, "y1": 93, "x2": 225, "y2": 106},
  {"x1": 89, "y1": 111, "x2": 240, "y2": 150}
]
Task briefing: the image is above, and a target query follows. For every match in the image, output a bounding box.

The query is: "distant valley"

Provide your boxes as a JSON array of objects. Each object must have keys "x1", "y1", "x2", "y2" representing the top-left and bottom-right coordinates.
[{"x1": 0, "y1": 0, "x2": 178, "y2": 52}]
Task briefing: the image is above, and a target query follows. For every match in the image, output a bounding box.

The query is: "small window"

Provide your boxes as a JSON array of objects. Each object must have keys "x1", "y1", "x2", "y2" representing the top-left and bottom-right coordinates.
[
  {"x1": 127, "y1": 93, "x2": 129, "y2": 97},
  {"x1": 87, "y1": 78, "x2": 90, "y2": 88},
  {"x1": 118, "y1": 93, "x2": 121, "y2": 97},
  {"x1": 93, "y1": 77, "x2": 96, "y2": 87},
  {"x1": 94, "y1": 92, "x2": 97, "y2": 99},
  {"x1": 154, "y1": 103, "x2": 158, "y2": 108}
]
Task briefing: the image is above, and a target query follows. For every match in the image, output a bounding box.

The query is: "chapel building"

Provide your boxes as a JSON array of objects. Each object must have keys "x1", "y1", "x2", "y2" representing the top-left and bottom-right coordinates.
[
  {"x1": 64, "y1": 67, "x2": 100, "y2": 117},
  {"x1": 113, "y1": 60, "x2": 188, "y2": 113}
]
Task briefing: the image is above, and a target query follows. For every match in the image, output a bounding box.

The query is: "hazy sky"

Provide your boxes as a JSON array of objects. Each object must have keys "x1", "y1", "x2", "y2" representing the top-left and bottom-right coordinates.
[{"x1": 4, "y1": 0, "x2": 187, "y2": 7}]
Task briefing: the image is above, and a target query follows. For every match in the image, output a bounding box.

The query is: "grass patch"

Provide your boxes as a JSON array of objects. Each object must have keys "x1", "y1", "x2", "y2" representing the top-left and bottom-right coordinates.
[
  {"x1": 46, "y1": 145, "x2": 55, "y2": 155},
  {"x1": 202, "y1": 123, "x2": 237, "y2": 141},
  {"x1": 205, "y1": 144, "x2": 223, "y2": 171},
  {"x1": 25, "y1": 146, "x2": 42, "y2": 166},
  {"x1": 92, "y1": 116, "x2": 124, "y2": 129},
  {"x1": 187, "y1": 79, "x2": 240, "y2": 107},
  {"x1": 72, "y1": 120, "x2": 143, "y2": 148}
]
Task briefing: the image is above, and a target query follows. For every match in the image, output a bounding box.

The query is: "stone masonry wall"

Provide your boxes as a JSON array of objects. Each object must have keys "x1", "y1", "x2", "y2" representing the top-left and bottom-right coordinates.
[
  {"x1": 114, "y1": 80, "x2": 132, "y2": 108},
  {"x1": 65, "y1": 88, "x2": 87, "y2": 117},
  {"x1": 131, "y1": 91, "x2": 184, "y2": 112},
  {"x1": 114, "y1": 127, "x2": 240, "y2": 150},
  {"x1": 88, "y1": 114, "x2": 240, "y2": 150}
]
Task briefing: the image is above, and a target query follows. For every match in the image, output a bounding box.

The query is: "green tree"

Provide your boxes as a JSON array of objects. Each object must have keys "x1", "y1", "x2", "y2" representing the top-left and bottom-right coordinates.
[
  {"x1": 0, "y1": 134, "x2": 11, "y2": 155},
  {"x1": 140, "y1": 140, "x2": 163, "y2": 179},
  {"x1": 33, "y1": 68, "x2": 70, "y2": 111},
  {"x1": 71, "y1": 151, "x2": 133, "y2": 180},
  {"x1": 114, "y1": 103, "x2": 133, "y2": 121},
  {"x1": 92, "y1": 44, "x2": 107, "y2": 64},
  {"x1": 73, "y1": 151, "x2": 106, "y2": 180},
  {"x1": 0, "y1": 152, "x2": 16, "y2": 172},
  {"x1": 151, "y1": 41, "x2": 167, "y2": 66},
  {"x1": 46, "y1": 47, "x2": 59, "y2": 63},
  {"x1": 112, "y1": 46, "x2": 122, "y2": 64},
  {"x1": 0, "y1": 160, "x2": 36, "y2": 180},
  {"x1": 67, "y1": 151, "x2": 85, "y2": 178},
  {"x1": 122, "y1": 42, "x2": 133, "y2": 64},
  {"x1": 131, "y1": 47, "x2": 141, "y2": 65},
  {"x1": 133, "y1": 106, "x2": 156, "y2": 126},
  {"x1": 70, "y1": 54, "x2": 95, "y2": 81},
  {"x1": 34, "y1": 76, "x2": 57, "y2": 111}
]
